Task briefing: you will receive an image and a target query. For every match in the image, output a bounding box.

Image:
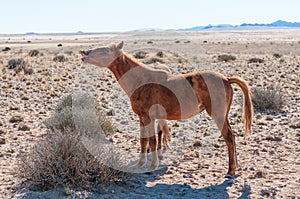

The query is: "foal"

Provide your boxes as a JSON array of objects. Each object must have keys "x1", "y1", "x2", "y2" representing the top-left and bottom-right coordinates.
[{"x1": 81, "y1": 42, "x2": 253, "y2": 176}]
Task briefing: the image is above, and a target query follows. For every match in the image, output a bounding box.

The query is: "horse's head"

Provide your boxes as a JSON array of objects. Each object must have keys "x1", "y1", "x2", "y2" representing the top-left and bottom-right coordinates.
[{"x1": 80, "y1": 41, "x2": 124, "y2": 67}]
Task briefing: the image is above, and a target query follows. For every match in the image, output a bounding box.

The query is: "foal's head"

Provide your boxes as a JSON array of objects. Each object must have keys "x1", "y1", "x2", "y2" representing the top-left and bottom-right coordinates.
[{"x1": 81, "y1": 41, "x2": 124, "y2": 67}]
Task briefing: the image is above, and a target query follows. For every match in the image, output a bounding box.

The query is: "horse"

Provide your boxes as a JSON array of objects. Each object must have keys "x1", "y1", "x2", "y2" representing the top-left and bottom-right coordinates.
[{"x1": 80, "y1": 41, "x2": 253, "y2": 176}]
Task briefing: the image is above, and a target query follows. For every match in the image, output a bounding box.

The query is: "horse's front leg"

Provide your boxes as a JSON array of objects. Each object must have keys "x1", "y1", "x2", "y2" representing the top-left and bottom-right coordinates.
[{"x1": 138, "y1": 119, "x2": 158, "y2": 171}]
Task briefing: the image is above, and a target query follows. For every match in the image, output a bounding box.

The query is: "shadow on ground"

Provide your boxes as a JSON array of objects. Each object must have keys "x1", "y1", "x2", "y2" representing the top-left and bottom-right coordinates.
[
  {"x1": 13, "y1": 166, "x2": 252, "y2": 199},
  {"x1": 124, "y1": 167, "x2": 252, "y2": 199}
]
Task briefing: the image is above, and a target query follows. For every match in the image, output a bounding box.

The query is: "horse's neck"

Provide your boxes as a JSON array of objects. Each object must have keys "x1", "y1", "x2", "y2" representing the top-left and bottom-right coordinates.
[
  {"x1": 108, "y1": 54, "x2": 140, "y2": 80},
  {"x1": 108, "y1": 54, "x2": 149, "y2": 96}
]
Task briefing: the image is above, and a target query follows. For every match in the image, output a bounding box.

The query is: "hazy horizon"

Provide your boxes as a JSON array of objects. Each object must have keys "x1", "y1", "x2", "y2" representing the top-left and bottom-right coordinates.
[{"x1": 1, "y1": 0, "x2": 299, "y2": 34}]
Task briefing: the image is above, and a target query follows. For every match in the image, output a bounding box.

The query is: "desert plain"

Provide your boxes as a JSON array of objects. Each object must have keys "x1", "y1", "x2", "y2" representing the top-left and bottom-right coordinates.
[{"x1": 0, "y1": 29, "x2": 300, "y2": 198}]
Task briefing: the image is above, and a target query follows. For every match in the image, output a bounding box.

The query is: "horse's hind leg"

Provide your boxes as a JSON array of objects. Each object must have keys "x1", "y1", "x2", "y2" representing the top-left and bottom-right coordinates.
[
  {"x1": 211, "y1": 115, "x2": 238, "y2": 176},
  {"x1": 208, "y1": 86, "x2": 237, "y2": 175},
  {"x1": 157, "y1": 119, "x2": 170, "y2": 159}
]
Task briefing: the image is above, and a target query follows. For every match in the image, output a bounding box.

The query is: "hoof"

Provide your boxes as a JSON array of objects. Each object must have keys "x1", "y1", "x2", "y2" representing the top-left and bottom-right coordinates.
[
  {"x1": 149, "y1": 163, "x2": 158, "y2": 171},
  {"x1": 225, "y1": 170, "x2": 236, "y2": 178},
  {"x1": 158, "y1": 149, "x2": 163, "y2": 160}
]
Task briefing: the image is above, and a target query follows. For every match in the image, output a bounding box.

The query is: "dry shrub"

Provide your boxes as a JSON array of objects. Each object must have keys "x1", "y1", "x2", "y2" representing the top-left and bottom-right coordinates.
[
  {"x1": 44, "y1": 93, "x2": 115, "y2": 135},
  {"x1": 251, "y1": 87, "x2": 284, "y2": 112},
  {"x1": 29, "y1": 49, "x2": 39, "y2": 57},
  {"x1": 19, "y1": 93, "x2": 128, "y2": 190},
  {"x1": 53, "y1": 55, "x2": 67, "y2": 62},
  {"x1": 7, "y1": 58, "x2": 26, "y2": 71},
  {"x1": 133, "y1": 51, "x2": 148, "y2": 59},
  {"x1": 248, "y1": 58, "x2": 264, "y2": 63},
  {"x1": 217, "y1": 54, "x2": 236, "y2": 62},
  {"x1": 7, "y1": 58, "x2": 34, "y2": 75},
  {"x1": 156, "y1": 51, "x2": 164, "y2": 58},
  {"x1": 143, "y1": 57, "x2": 164, "y2": 64},
  {"x1": 2, "y1": 47, "x2": 11, "y2": 52},
  {"x1": 273, "y1": 53, "x2": 282, "y2": 58},
  {"x1": 19, "y1": 129, "x2": 128, "y2": 190}
]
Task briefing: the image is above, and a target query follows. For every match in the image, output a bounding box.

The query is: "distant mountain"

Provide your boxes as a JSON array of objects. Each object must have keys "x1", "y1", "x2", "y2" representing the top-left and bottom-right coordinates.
[
  {"x1": 240, "y1": 20, "x2": 300, "y2": 28},
  {"x1": 173, "y1": 20, "x2": 300, "y2": 31},
  {"x1": 176, "y1": 24, "x2": 234, "y2": 31}
]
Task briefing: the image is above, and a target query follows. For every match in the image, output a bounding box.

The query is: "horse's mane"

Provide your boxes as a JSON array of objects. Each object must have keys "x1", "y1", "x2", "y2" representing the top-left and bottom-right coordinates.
[{"x1": 123, "y1": 52, "x2": 169, "y2": 75}]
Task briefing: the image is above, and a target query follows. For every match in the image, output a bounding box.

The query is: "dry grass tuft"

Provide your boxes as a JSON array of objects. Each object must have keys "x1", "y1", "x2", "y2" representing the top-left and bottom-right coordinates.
[
  {"x1": 19, "y1": 93, "x2": 128, "y2": 190},
  {"x1": 19, "y1": 129, "x2": 128, "y2": 190},
  {"x1": 251, "y1": 87, "x2": 284, "y2": 112}
]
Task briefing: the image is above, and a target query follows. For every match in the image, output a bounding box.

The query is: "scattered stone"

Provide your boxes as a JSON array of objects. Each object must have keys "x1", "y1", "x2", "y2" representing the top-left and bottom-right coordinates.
[
  {"x1": 0, "y1": 137, "x2": 5, "y2": 145},
  {"x1": 10, "y1": 106, "x2": 20, "y2": 111},
  {"x1": 106, "y1": 109, "x2": 115, "y2": 116},
  {"x1": 265, "y1": 115, "x2": 274, "y2": 121},
  {"x1": 193, "y1": 140, "x2": 202, "y2": 147},
  {"x1": 255, "y1": 169, "x2": 268, "y2": 178},
  {"x1": 0, "y1": 129, "x2": 5, "y2": 135},
  {"x1": 9, "y1": 115, "x2": 24, "y2": 123},
  {"x1": 18, "y1": 123, "x2": 30, "y2": 131},
  {"x1": 172, "y1": 122, "x2": 179, "y2": 127},
  {"x1": 24, "y1": 67, "x2": 34, "y2": 75},
  {"x1": 290, "y1": 122, "x2": 300, "y2": 129},
  {"x1": 265, "y1": 135, "x2": 282, "y2": 142}
]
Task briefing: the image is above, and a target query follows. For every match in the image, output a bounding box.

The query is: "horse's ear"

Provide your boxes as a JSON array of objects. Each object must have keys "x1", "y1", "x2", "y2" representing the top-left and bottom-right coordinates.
[{"x1": 117, "y1": 41, "x2": 124, "y2": 50}]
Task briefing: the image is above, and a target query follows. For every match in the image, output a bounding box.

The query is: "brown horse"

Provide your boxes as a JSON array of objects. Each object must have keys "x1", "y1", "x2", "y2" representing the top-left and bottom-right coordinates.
[{"x1": 81, "y1": 41, "x2": 253, "y2": 176}]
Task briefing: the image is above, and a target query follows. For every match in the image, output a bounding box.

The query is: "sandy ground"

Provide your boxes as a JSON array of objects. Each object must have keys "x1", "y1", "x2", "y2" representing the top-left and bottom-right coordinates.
[{"x1": 0, "y1": 29, "x2": 300, "y2": 198}]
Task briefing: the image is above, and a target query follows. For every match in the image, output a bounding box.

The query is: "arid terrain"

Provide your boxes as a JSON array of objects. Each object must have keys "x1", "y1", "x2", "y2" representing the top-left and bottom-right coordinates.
[{"x1": 0, "y1": 29, "x2": 300, "y2": 198}]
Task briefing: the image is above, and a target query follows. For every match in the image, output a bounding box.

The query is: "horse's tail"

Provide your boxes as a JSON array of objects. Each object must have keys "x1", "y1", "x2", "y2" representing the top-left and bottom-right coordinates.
[{"x1": 228, "y1": 77, "x2": 253, "y2": 136}]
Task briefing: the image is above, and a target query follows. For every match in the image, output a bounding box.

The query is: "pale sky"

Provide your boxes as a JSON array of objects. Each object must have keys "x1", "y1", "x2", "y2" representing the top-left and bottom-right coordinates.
[{"x1": 1, "y1": 0, "x2": 299, "y2": 34}]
